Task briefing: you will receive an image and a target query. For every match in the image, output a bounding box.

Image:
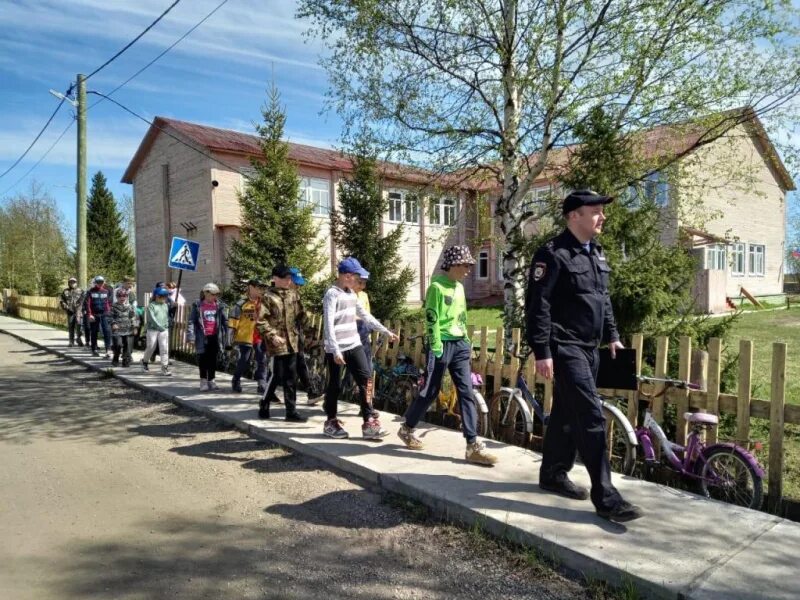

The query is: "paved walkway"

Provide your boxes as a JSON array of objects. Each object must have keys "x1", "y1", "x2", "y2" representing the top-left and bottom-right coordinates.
[{"x1": 1, "y1": 315, "x2": 798, "y2": 600}]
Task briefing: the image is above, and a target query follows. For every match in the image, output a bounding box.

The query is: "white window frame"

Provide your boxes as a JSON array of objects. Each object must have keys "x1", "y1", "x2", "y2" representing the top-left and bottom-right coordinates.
[
  {"x1": 387, "y1": 189, "x2": 418, "y2": 224},
  {"x1": 430, "y1": 196, "x2": 459, "y2": 226},
  {"x1": 496, "y1": 249, "x2": 504, "y2": 282},
  {"x1": 730, "y1": 243, "x2": 745, "y2": 276},
  {"x1": 748, "y1": 244, "x2": 765, "y2": 276},
  {"x1": 522, "y1": 185, "x2": 550, "y2": 212},
  {"x1": 706, "y1": 244, "x2": 726, "y2": 271},
  {"x1": 299, "y1": 177, "x2": 330, "y2": 216},
  {"x1": 477, "y1": 250, "x2": 489, "y2": 280}
]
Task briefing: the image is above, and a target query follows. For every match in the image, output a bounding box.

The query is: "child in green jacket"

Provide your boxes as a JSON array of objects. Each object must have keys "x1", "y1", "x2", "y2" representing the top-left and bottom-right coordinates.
[
  {"x1": 397, "y1": 245, "x2": 497, "y2": 466},
  {"x1": 141, "y1": 287, "x2": 172, "y2": 376}
]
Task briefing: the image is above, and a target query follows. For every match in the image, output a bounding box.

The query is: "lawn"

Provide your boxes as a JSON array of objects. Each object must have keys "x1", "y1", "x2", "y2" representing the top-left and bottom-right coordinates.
[
  {"x1": 466, "y1": 305, "x2": 503, "y2": 330},
  {"x1": 727, "y1": 306, "x2": 800, "y2": 405}
]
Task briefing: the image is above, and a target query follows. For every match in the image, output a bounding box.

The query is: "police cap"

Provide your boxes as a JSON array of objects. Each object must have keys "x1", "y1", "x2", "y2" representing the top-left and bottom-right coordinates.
[{"x1": 562, "y1": 189, "x2": 614, "y2": 215}]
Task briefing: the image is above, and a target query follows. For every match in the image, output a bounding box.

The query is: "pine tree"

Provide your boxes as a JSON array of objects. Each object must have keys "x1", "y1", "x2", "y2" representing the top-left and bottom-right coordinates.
[
  {"x1": 86, "y1": 171, "x2": 135, "y2": 284},
  {"x1": 331, "y1": 146, "x2": 414, "y2": 321},
  {"x1": 226, "y1": 84, "x2": 326, "y2": 298}
]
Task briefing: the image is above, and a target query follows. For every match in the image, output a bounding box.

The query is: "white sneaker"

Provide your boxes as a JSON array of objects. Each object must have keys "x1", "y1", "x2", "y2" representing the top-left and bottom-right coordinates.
[
  {"x1": 207, "y1": 380, "x2": 219, "y2": 390},
  {"x1": 161, "y1": 368, "x2": 173, "y2": 377},
  {"x1": 199, "y1": 380, "x2": 209, "y2": 391}
]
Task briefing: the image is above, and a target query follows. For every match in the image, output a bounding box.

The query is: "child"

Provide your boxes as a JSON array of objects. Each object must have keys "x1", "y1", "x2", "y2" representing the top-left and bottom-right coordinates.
[
  {"x1": 110, "y1": 288, "x2": 136, "y2": 367},
  {"x1": 255, "y1": 265, "x2": 308, "y2": 421},
  {"x1": 141, "y1": 287, "x2": 172, "y2": 376},
  {"x1": 322, "y1": 257, "x2": 398, "y2": 439},
  {"x1": 229, "y1": 278, "x2": 268, "y2": 394},
  {"x1": 397, "y1": 245, "x2": 497, "y2": 466},
  {"x1": 187, "y1": 283, "x2": 229, "y2": 391},
  {"x1": 85, "y1": 275, "x2": 113, "y2": 358}
]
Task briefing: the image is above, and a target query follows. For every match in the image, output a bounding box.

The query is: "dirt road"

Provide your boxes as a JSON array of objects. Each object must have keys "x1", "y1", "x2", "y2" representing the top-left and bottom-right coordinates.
[{"x1": 0, "y1": 333, "x2": 600, "y2": 599}]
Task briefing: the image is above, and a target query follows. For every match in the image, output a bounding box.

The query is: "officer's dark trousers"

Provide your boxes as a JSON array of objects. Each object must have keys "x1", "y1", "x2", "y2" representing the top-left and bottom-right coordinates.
[
  {"x1": 404, "y1": 339, "x2": 479, "y2": 443},
  {"x1": 540, "y1": 344, "x2": 622, "y2": 511},
  {"x1": 89, "y1": 313, "x2": 111, "y2": 351},
  {"x1": 262, "y1": 353, "x2": 298, "y2": 414},
  {"x1": 66, "y1": 311, "x2": 82, "y2": 344}
]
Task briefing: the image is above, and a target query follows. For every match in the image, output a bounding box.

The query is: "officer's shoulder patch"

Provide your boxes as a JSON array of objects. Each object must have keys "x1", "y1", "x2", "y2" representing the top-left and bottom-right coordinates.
[{"x1": 533, "y1": 262, "x2": 547, "y2": 281}]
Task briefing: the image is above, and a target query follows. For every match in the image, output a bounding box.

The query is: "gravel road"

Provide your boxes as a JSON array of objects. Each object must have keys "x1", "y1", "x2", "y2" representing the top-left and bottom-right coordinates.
[{"x1": 0, "y1": 333, "x2": 612, "y2": 600}]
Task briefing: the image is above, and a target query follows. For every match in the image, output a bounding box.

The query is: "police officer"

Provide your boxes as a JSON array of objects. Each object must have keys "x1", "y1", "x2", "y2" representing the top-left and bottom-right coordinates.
[{"x1": 525, "y1": 189, "x2": 642, "y2": 523}]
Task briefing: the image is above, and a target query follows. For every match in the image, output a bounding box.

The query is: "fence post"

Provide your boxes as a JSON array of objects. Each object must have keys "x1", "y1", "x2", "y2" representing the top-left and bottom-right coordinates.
[
  {"x1": 654, "y1": 336, "x2": 669, "y2": 424},
  {"x1": 676, "y1": 336, "x2": 692, "y2": 446},
  {"x1": 492, "y1": 328, "x2": 504, "y2": 395},
  {"x1": 707, "y1": 337, "x2": 722, "y2": 444},
  {"x1": 769, "y1": 342, "x2": 787, "y2": 513},
  {"x1": 478, "y1": 326, "x2": 488, "y2": 375},
  {"x1": 627, "y1": 334, "x2": 644, "y2": 427},
  {"x1": 737, "y1": 339, "x2": 753, "y2": 444}
]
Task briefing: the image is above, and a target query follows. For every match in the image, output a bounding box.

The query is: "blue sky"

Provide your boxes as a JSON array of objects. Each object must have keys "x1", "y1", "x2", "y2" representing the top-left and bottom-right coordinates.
[
  {"x1": 0, "y1": 0, "x2": 339, "y2": 239},
  {"x1": 1, "y1": 0, "x2": 798, "y2": 249}
]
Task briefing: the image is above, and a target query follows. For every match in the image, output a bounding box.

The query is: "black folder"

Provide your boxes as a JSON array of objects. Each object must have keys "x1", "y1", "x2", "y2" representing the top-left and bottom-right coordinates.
[{"x1": 596, "y1": 348, "x2": 638, "y2": 391}]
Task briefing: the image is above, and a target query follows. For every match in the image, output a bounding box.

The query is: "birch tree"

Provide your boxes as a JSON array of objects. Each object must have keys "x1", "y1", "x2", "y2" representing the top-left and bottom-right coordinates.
[{"x1": 298, "y1": 0, "x2": 800, "y2": 333}]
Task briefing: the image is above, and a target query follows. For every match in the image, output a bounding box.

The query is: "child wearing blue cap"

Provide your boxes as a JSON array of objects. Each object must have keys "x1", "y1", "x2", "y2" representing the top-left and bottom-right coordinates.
[{"x1": 321, "y1": 257, "x2": 398, "y2": 439}]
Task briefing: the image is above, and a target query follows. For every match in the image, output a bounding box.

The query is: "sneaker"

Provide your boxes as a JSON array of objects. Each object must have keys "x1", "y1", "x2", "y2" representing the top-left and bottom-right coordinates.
[
  {"x1": 539, "y1": 477, "x2": 589, "y2": 501},
  {"x1": 232, "y1": 380, "x2": 242, "y2": 393},
  {"x1": 199, "y1": 380, "x2": 209, "y2": 391},
  {"x1": 68, "y1": 341, "x2": 74, "y2": 348},
  {"x1": 269, "y1": 395, "x2": 281, "y2": 404},
  {"x1": 362, "y1": 417, "x2": 389, "y2": 440},
  {"x1": 323, "y1": 418, "x2": 349, "y2": 439},
  {"x1": 285, "y1": 412, "x2": 308, "y2": 423},
  {"x1": 76, "y1": 339, "x2": 84, "y2": 347},
  {"x1": 103, "y1": 351, "x2": 111, "y2": 360},
  {"x1": 256, "y1": 385, "x2": 265, "y2": 395},
  {"x1": 306, "y1": 390, "x2": 323, "y2": 406},
  {"x1": 122, "y1": 360, "x2": 131, "y2": 368},
  {"x1": 208, "y1": 380, "x2": 219, "y2": 391},
  {"x1": 161, "y1": 367, "x2": 173, "y2": 377},
  {"x1": 258, "y1": 406, "x2": 270, "y2": 419},
  {"x1": 597, "y1": 501, "x2": 643, "y2": 523},
  {"x1": 397, "y1": 424, "x2": 424, "y2": 450},
  {"x1": 141, "y1": 359, "x2": 149, "y2": 372},
  {"x1": 111, "y1": 359, "x2": 119, "y2": 367},
  {"x1": 92, "y1": 350, "x2": 100, "y2": 357},
  {"x1": 465, "y1": 440, "x2": 498, "y2": 466}
]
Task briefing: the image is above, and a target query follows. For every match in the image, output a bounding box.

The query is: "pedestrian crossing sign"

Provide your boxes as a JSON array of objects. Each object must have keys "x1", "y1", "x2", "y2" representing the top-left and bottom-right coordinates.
[{"x1": 168, "y1": 237, "x2": 200, "y2": 272}]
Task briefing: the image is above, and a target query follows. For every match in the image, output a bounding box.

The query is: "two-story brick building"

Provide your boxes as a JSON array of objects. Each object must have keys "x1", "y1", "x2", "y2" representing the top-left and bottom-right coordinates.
[{"x1": 122, "y1": 113, "x2": 794, "y2": 311}]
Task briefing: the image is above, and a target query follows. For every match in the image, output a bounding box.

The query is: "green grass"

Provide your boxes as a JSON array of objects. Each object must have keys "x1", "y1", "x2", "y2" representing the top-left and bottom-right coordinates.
[
  {"x1": 727, "y1": 306, "x2": 800, "y2": 405},
  {"x1": 466, "y1": 305, "x2": 503, "y2": 330}
]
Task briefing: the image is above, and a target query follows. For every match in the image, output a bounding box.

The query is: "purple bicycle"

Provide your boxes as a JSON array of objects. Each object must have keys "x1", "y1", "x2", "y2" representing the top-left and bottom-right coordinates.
[{"x1": 626, "y1": 376, "x2": 765, "y2": 510}]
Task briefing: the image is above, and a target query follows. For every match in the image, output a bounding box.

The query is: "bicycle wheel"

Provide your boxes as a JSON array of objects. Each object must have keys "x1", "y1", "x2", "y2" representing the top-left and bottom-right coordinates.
[
  {"x1": 695, "y1": 445, "x2": 764, "y2": 510},
  {"x1": 475, "y1": 391, "x2": 490, "y2": 438},
  {"x1": 488, "y1": 390, "x2": 529, "y2": 447},
  {"x1": 384, "y1": 377, "x2": 417, "y2": 416},
  {"x1": 305, "y1": 354, "x2": 325, "y2": 396},
  {"x1": 602, "y1": 405, "x2": 637, "y2": 476}
]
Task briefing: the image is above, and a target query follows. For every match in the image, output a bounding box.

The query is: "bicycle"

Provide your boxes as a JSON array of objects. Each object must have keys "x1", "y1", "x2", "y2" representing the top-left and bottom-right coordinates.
[
  {"x1": 486, "y1": 349, "x2": 637, "y2": 475},
  {"x1": 617, "y1": 376, "x2": 765, "y2": 510}
]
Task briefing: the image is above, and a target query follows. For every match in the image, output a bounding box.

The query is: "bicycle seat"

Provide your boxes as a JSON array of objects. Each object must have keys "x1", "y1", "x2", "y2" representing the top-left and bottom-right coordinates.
[{"x1": 684, "y1": 412, "x2": 718, "y2": 425}]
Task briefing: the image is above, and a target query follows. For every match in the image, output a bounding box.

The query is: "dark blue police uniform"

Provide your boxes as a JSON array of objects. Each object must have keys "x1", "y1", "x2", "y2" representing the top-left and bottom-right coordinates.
[{"x1": 525, "y1": 228, "x2": 624, "y2": 512}]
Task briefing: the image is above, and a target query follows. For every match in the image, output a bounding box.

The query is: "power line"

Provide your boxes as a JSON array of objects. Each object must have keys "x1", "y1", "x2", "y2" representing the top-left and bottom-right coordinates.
[
  {"x1": 89, "y1": 0, "x2": 230, "y2": 110},
  {"x1": 0, "y1": 97, "x2": 66, "y2": 182},
  {"x1": 1, "y1": 117, "x2": 76, "y2": 197},
  {"x1": 87, "y1": 91, "x2": 251, "y2": 178},
  {"x1": 85, "y1": 0, "x2": 182, "y2": 81}
]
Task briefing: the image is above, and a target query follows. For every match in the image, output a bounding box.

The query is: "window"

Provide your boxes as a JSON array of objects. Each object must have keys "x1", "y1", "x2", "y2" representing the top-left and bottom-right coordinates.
[
  {"x1": 706, "y1": 244, "x2": 726, "y2": 271},
  {"x1": 430, "y1": 196, "x2": 459, "y2": 226},
  {"x1": 625, "y1": 172, "x2": 670, "y2": 208},
  {"x1": 387, "y1": 190, "x2": 418, "y2": 224},
  {"x1": 522, "y1": 186, "x2": 550, "y2": 212},
  {"x1": 477, "y1": 250, "x2": 489, "y2": 280},
  {"x1": 497, "y1": 249, "x2": 504, "y2": 281},
  {"x1": 300, "y1": 177, "x2": 330, "y2": 216},
  {"x1": 731, "y1": 243, "x2": 745, "y2": 275},
  {"x1": 748, "y1": 244, "x2": 765, "y2": 276}
]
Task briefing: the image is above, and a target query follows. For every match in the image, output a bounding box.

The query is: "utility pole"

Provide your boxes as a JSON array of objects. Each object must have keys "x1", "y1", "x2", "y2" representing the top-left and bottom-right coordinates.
[{"x1": 76, "y1": 74, "x2": 87, "y2": 288}]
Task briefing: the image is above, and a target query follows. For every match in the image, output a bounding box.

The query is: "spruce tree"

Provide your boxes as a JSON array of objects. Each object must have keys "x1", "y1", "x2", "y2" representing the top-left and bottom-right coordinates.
[
  {"x1": 331, "y1": 146, "x2": 414, "y2": 321},
  {"x1": 226, "y1": 84, "x2": 326, "y2": 299},
  {"x1": 86, "y1": 171, "x2": 135, "y2": 284}
]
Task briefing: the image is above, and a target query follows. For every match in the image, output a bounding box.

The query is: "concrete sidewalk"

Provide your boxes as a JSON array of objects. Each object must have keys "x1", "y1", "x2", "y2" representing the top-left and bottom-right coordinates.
[{"x1": 1, "y1": 315, "x2": 797, "y2": 600}]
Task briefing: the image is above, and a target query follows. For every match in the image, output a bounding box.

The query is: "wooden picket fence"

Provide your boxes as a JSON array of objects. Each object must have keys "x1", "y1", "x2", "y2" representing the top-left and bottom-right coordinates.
[{"x1": 6, "y1": 293, "x2": 794, "y2": 508}]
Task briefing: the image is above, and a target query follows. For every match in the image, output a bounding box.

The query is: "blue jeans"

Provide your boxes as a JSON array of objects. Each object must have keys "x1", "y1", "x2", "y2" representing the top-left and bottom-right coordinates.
[
  {"x1": 403, "y1": 339, "x2": 479, "y2": 443},
  {"x1": 232, "y1": 342, "x2": 267, "y2": 389},
  {"x1": 89, "y1": 313, "x2": 112, "y2": 352}
]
